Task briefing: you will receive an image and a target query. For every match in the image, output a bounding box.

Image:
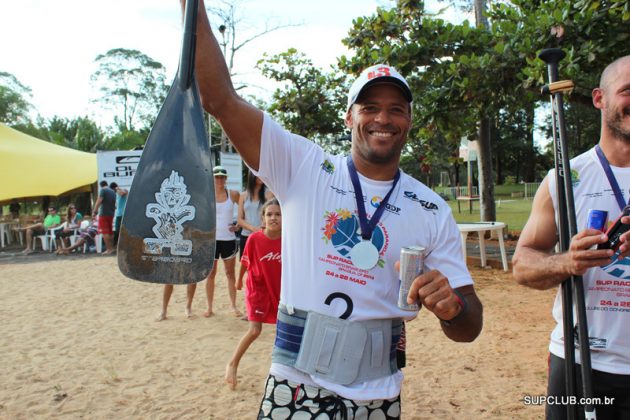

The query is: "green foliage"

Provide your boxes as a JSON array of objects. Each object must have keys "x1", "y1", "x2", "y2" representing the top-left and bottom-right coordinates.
[
  {"x1": 43, "y1": 116, "x2": 106, "y2": 152},
  {"x1": 340, "y1": 0, "x2": 630, "y2": 185},
  {"x1": 257, "y1": 48, "x2": 350, "y2": 154},
  {"x1": 102, "y1": 128, "x2": 149, "y2": 151},
  {"x1": 0, "y1": 72, "x2": 33, "y2": 125},
  {"x1": 90, "y1": 48, "x2": 169, "y2": 132}
]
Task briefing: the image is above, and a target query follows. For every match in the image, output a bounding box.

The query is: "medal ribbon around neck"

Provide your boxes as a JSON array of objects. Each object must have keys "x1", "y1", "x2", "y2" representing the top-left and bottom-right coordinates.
[
  {"x1": 595, "y1": 144, "x2": 629, "y2": 212},
  {"x1": 346, "y1": 156, "x2": 400, "y2": 269}
]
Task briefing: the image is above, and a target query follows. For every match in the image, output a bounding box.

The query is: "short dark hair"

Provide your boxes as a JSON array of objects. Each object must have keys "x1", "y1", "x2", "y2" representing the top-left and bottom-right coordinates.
[
  {"x1": 99, "y1": 180, "x2": 108, "y2": 187},
  {"x1": 109, "y1": 182, "x2": 118, "y2": 189}
]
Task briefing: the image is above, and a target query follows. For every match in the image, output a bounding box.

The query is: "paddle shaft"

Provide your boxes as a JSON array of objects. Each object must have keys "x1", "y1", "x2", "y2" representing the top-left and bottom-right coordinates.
[
  {"x1": 179, "y1": 0, "x2": 198, "y2": 90},
  {"x1": 539, "y1": 48, "x2": 597, "y2": 420}
]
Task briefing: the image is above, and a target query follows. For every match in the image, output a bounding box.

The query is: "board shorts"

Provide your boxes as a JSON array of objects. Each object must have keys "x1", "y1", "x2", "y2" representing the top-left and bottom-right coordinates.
[
  {"x1": 79, "y1": 227, "x2": 98, "y2": 246},
  {"x1": 257, "y1": 375, "x2": 401, "y2": 419},
  {"x1": 98, "y1": 216, "x2": 114, "y2": 235},
  {"x1": 245, "y1": 277, "x2": 277, "y2": 324},
  {"x1": 546, "y1": 353, "x2": 630, "y2": 419},
  {"x1": 215, "y1": 239, "x2": 238, "y2": 260}
]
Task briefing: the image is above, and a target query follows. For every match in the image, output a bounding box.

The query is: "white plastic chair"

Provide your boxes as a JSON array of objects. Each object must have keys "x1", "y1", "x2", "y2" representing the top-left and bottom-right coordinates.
[{"x1": 35, "y1": 224, "x2": 65, "y2": 252}]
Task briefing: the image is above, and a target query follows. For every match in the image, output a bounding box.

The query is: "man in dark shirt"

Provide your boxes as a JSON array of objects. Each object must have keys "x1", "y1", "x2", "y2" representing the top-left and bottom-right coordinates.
[{"x1": 92, "y1": 180, "x2": 116, "y2": 254}]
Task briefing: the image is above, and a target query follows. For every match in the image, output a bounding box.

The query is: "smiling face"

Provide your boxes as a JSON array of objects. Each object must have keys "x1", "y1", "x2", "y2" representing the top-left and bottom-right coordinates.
[
  {"x1": 346, "y1": 83, "x2": 411, "y2": 171},
  {"x1": 593, "y1": 56, "x2": 630, "y2": 143}
]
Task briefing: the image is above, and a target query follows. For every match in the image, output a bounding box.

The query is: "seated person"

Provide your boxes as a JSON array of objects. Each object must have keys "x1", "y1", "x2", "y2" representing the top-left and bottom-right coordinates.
[
  {"x1": 56, "y1": 218, "x2": 98, "y2": 255},
  {"x1": 15, "y1": 206, "x2": 61, "y2": 255},
  {"x1": 57, "y1": 204, "x2": 83, "y2": 248}
]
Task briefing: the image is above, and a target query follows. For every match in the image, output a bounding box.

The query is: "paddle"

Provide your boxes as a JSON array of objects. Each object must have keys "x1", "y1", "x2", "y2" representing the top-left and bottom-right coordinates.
[{"x1": 117, "y1": 0, "x2": 216, "y2": 284}]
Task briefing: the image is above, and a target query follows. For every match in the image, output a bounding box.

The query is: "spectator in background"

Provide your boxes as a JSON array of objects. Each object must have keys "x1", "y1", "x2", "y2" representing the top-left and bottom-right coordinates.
[
  {"x1": 56, "y1": 217, "x2": 98, "y2": 255},
  {"x1": 9, "y1": 200, "x2": 20, "y2": 219},
  {"x1": 237, "y1": 170, "x2": 274, "y2": 257},
  {"x1": 15, "y1": 206, "x2": 61, "y2": 255},
  {"x1": 92, "y1": 181, "x2": 116, "y2": 255},
  {"x1": 58, "y1": 204, "x2": 83, "y2": 248},
  {"x1": 111, "y1": 182, "x2": 128, "y2": 246},
  {"x1": 156, "y1": 283, "x2": 198, "y2": 321},
  {"x1": 204, "y1": 166, "x2": 242, "y2": 317}
]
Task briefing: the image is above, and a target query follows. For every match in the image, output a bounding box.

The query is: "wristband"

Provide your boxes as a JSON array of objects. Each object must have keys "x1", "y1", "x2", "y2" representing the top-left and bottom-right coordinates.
[{"x1": 440, "y1": 289, "x2": 467, "y2": 326}]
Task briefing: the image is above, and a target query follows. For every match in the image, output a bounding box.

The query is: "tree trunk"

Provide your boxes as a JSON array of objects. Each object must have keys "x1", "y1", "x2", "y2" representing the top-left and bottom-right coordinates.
[
  {"x1": 495, "y1": 135, "x2": 503, "y2": 185},
  {"x1": 477, "y1": 118, "x2": 496, "y2": 221},
  {"x1": 474, "y1": 0, "x2": 495, "y2": 222}
]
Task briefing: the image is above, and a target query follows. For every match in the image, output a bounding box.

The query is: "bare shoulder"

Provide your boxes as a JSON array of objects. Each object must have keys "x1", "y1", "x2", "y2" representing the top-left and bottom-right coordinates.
[{"x1": 515, "y1": 177, "x2": 557, "y2": 252}]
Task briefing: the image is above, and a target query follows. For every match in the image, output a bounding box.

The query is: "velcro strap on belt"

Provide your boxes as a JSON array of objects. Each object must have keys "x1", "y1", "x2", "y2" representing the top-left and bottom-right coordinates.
[{"x1": 272, "y1": 305, "x2": 402, "y2": 385}]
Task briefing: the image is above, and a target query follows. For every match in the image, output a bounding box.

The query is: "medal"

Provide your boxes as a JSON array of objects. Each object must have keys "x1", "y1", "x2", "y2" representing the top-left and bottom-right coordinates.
[
  {"x1": 349, "y1": 240, "x2": 380, "y2": 270},
  {"x1": 347, "y1": 156, "x2": 400, "y2": 270}
]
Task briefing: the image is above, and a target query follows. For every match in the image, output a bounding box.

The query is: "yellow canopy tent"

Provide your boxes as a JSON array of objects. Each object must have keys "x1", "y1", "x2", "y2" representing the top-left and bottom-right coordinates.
[{"x1": 0, "y1": 123, "x2": 97, "y2": 203}]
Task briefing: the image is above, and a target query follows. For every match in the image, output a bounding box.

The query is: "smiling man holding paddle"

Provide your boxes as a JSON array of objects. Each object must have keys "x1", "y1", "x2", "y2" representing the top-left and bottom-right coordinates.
[{"x1": 181, "y1": 0, "x2": 482, "y2": 417}]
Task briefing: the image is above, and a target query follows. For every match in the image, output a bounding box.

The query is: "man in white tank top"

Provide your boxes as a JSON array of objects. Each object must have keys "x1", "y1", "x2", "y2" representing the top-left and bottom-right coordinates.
[
  {"x1": 513, "y1": 56, "x2": 630, "y2": 418},
  {"x1": 204, "y1": 166, "x2": 242, "y2": 317}
]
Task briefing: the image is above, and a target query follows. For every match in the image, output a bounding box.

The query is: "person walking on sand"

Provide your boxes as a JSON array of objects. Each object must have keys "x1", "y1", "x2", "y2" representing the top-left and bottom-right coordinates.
[
  {"x1": 204, "y1": 166, "x2": 242, "y2": 317},
  {"x1": 226, "y1": 199, "x2": 282, "y2": 389},
  {"x1": 156, "y1": 283, "x2": 198, "y2": 321}
]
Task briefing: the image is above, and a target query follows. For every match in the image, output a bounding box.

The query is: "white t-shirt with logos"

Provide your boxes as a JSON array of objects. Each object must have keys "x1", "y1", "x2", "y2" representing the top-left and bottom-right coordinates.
[
  {"x1": 547, "y1": 146, "x2": 630, "y2": 374},
  {"x1": 253, "y1": 114, "x2": 473, "y2": 400}
]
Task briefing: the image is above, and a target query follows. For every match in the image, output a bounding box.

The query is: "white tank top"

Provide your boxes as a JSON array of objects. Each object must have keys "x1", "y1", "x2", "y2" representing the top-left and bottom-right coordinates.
[
  {"x1": 548, "y1": 147, "x2": 630, "y2": 374},
  {"x1": 215, "y1": 190, "x2": 236, "y2": 241}
]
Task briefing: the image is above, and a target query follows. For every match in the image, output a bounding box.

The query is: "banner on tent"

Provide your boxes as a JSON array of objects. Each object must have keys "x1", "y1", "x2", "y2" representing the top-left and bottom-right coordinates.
[
  {"x1": 97, "y1": 150, "x2": 143, "y2": 189},
  {"x1": 220, "y1": 152, "x2": 243, "y2": 192}
]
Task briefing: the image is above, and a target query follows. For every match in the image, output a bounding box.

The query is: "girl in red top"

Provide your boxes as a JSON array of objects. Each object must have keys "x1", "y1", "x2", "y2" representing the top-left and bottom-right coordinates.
[{"x1": 225, "y1": 199, "x2": 281, "y2": 389}]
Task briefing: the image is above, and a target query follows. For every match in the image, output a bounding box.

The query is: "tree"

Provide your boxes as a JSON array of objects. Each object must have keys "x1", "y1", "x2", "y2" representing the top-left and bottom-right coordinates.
[
  {"x1": 0, "y1": 72, "x2": 33, "y2": 125},
  {"x1": 44, "y1": 116, "x2": 105, "y2": 152},
  {"x1": 257, "y1": 48, "x2": 349, "y2": 153},
  {"x1": 206, "y1": 0, "x2": 299, "y2": 152},
  {"x1": 341, "y1": 0, "x2": 630, "y2": 209},
  {"x1": 91, "y1": 48, "x2": 169, "y2": 132}
]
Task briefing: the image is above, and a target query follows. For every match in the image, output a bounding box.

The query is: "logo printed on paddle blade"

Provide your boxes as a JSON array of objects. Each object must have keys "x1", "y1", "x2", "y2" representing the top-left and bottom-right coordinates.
[{"x1": 143, "y1": 170, "x2": 196, "y2": 257}]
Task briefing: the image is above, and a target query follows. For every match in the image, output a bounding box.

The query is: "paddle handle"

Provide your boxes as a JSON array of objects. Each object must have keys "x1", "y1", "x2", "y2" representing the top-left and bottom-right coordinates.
[{"x1": 179, "y1": 0, "x2": 198, "y2": 90}]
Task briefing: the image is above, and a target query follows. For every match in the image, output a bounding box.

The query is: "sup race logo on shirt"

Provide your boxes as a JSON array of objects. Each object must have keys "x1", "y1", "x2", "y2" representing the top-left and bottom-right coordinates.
[
  {"x1": 321, "y1": 208, "x2": 387, "y2": 268},
  {"x1": 602, "y1": 257, "x2": 630, "y2": 279}
]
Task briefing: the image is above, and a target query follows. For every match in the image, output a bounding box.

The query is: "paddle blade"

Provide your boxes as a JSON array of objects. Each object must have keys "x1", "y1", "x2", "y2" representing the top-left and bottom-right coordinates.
[{"x1": 117, "y1": 76, "x2": 215, "y2": 284}]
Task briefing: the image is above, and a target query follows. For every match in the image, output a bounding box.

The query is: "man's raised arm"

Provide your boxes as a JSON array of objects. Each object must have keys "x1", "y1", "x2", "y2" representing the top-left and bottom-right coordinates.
[{"x1": 180, "y1": 0, "x2": 264, "y2": 171}]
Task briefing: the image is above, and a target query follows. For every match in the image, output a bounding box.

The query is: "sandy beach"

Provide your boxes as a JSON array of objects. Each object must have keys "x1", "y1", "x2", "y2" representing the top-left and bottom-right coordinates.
[{"x1": 0, "y1": 252, "x2": 555, "y2": 419}]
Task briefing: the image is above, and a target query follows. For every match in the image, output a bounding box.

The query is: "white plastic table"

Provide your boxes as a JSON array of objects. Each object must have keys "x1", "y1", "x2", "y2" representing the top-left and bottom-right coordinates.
[{"x1": 457, "y1": 222, "x2": 508, "y2": 271}]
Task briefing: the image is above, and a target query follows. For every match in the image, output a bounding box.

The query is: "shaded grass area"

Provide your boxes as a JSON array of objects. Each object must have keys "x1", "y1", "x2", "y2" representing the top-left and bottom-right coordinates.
[{"x1": 445, "y1": 198, "x2": 533, "y2": 233}]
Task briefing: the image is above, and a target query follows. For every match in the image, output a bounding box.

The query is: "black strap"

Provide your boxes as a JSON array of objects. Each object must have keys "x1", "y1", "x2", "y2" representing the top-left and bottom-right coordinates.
[
  {"x1": 346, "y1": 156, "x2": 400, "y2": 240},
  {"x1": 595, "y1": 144, "x2": 628, "y2": 211},
  {"x1": 314, "y1": 394, "x2": 349, "y2": 420}
]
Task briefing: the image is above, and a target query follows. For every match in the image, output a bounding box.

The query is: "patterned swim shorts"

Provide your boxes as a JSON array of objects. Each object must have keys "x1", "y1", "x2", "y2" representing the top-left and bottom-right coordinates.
[{"x1": 257, "y1": 375, "x2": 401, "y2": 419}]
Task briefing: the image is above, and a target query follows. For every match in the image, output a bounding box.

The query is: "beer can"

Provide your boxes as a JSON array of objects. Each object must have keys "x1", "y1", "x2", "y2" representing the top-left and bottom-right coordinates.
[
  {"x1": 398, "y1": 246, "x2": 425, "y2": 311},
  {"x1": 587, "y1": 209, "x2": 608, "y2": 232}
]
